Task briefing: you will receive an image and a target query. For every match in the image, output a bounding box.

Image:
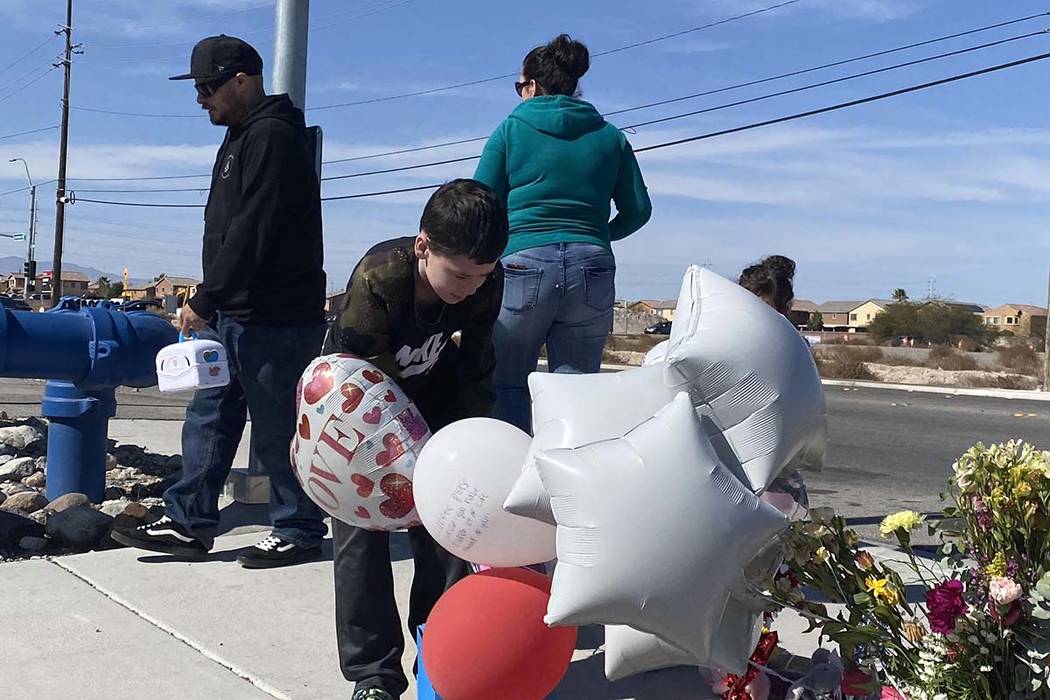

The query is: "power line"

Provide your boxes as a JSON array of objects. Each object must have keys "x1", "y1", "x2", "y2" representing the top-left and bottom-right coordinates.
[
  {"x1": 319, "y1": 30, "x2": 1048, "y2": 182},
  {"x1": 0, "y1": 180, "x2": 57, "y2": 198},
  {"x1": 0, "y1": 125, "x2": 60, "y2": 140},
  {"x1": 619, "y1": 29, "x2": 1047, "y2": 131},
  {"x1": 309, "y1": 0, "x2": 803, "y2": 111},
  {"x1": 602, "y1": 11, "x2": 1050, "y2": 118},
  {"x1": 67, "y1": 50, "x2": 1050, "y2": 207},
  {"x1": 72, "y1": 197, "x2": 205, "y2": 208},
  {"x1": 0, "y1": 34, "x2": 60, "y2": 75},
  {"x1": 322, "y1": 184, "x2": 442, "y2": 201},
  {"x1": 0, "y1": 66, "x2": 60, "y2": 106},
  {"x1": 68, "y1": 186, "x2": 210, "y2": 194},
  {"x1": 321, "y1": 155, "x2": 481, "y2": 182},
  {"x1": 325, "y1": 12, "x2": 1050, "y2": 164},
  {"x1": 57, "y1": 16, "x2": 1050, "y2": 186},
  {"x1": 631, "y1": 50, "x2": 1050, "y2": 154},
  {"x1": 323, "y1": 136, "x2": 490, "y2": 165}
]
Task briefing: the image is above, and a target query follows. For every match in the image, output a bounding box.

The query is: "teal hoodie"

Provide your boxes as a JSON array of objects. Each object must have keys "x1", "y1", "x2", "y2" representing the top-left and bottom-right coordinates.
[{"x1": 474, "y1": 95, "x2": 652, "y2": 258}]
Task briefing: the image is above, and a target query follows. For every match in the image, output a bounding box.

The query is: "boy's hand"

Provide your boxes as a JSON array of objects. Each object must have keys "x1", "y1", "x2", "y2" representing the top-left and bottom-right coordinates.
[{"x1": 180, "y1": 305, "x2": 209, "y2": 336}]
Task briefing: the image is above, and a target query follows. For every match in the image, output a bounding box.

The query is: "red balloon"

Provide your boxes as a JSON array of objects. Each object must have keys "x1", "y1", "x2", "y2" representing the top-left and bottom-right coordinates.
[{"x1": 423, "y1": 568, "x2": 577, "y2": 700}]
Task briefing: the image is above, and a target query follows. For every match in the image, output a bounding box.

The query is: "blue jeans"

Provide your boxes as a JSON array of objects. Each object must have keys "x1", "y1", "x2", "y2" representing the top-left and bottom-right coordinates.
[
  {"x1": 164, "y1": 313, "x2": 328, "y2": 548},
  {"x1": 493, "y1": 243, "x2": 616, "y2": 433}
]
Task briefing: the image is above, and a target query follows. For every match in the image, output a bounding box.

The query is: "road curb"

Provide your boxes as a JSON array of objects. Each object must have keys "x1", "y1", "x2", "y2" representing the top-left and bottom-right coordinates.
[
  {"x1": 539, "y1": 361, "x2": 1050, "y2": 402},
  {"x1": 821, "y1": 379, "x2": 1050, "y2": 402}
]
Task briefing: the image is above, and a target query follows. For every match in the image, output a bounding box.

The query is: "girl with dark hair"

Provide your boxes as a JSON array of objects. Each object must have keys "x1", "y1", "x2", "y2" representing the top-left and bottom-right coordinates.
[
  {"x1": 739, "y1": 254, "x2": 809, "y2": 516},
  {"x1": 475, "y1": 33, "x2": 653, "y2": 432},
  {"x1": 738, "y1": 254, "x2": 796, "y2": 316}
]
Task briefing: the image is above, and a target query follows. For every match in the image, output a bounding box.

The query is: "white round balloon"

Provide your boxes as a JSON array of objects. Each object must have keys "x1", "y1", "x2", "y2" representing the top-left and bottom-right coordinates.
[
  {"x1": 414, "y1": 417, "x2": 557, "y2": 567},
  {"x1": 291, "y1": 354, "x2": 429, "y2": 530}
]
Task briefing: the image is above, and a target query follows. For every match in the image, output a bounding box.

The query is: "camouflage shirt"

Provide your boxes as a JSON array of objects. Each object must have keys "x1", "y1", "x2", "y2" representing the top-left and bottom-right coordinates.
[{"x1": 324, "y1": 237, "x2": 504, "y2": 429}]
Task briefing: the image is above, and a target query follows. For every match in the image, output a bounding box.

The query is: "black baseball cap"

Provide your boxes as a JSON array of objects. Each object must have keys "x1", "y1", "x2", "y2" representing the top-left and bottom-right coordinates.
[{"x1": 169, "y1": 35, "x2": 263, "y2": 83}]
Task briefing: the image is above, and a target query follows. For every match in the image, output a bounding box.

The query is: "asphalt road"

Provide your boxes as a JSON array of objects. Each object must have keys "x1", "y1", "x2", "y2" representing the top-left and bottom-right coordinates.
[{"x1": 1, "y1": 378, "x2": 1046, "y2": 524}]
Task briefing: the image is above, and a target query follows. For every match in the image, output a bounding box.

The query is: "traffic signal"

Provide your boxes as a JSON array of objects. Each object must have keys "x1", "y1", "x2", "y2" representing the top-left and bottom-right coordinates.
[{"x1": 23, "y1": 260, "x2": 35, "y2": 294}]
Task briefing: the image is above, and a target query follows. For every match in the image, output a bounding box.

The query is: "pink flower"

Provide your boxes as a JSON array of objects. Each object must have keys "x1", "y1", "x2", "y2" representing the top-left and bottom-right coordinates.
[
  {"x1": 926, "y1": 579, "x2": 967, "y2": 634},
  {"x1": 882, "y1": 687, "x2": 908, "y2": 700},
  {"x1": 989, "y1": 576, "x2": 1023, "y2": 606}
]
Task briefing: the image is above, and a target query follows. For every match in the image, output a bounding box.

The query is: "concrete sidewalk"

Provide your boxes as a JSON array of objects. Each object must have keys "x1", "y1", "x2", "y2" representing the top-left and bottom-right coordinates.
[{"x1": 0, "y1": 420, "x2": 906, "y2": 699}]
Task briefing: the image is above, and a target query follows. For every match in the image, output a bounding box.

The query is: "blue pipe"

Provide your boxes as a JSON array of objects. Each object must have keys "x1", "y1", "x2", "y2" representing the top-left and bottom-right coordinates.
[{"x1": 0, "y1": 299, "x2": 178, "y2": 502}]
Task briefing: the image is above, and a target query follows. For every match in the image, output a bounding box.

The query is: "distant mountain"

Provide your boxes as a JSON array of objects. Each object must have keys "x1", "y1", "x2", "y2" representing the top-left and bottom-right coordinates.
[{"x1": 0, "y1": 256, "x2": 149, "y2": 286}]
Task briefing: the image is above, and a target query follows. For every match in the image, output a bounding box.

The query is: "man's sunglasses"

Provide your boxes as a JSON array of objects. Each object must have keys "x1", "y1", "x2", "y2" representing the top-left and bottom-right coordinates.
[
  {"x1": 195, "y1": 73, "x2": 236, "y2": 98},
  {"x1": 514, "y1": 80, "x2": 530, "y2": 97}
]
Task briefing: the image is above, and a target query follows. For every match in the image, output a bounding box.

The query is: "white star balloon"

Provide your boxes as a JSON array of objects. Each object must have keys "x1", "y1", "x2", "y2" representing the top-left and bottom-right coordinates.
[{"x1": 534, "y1": 393, "x2": 788, "y2": 662}]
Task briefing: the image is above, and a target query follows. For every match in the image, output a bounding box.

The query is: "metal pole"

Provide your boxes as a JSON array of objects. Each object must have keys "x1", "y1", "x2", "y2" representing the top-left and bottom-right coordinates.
[
  {"x1": 272, "y1": 0, "x2": 310, "y2": 110},
  {"x1": 26, "y1": 185, "x2": 36, "y2": 295},
  {"x1": 226, "y1": 0, "x2": 312, "y2": 505},
  {"x1": 1043, "y1": 258, "x2": 1050, "y2": 391},
  {"x1": 51, "y1": 0, "x2": 75, "y2": 308}
]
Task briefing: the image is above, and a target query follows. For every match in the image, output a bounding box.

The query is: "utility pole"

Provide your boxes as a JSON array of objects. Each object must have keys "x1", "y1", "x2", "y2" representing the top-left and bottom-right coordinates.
[
  {"x1": 51, "y1": 0, "x2": 79, "y2": 308},
  {"x1": 1043, "y1": 258, "x2": 1049, "y2": 391}
]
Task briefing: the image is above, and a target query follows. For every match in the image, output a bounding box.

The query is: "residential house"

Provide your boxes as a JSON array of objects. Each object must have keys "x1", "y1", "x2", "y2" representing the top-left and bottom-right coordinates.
[
  {"x1": 153, "y1": 274, "x2": 200, "y2": 306},
  {"x1": 629, "y1": 299, "x2": 677, "y2": 322},
  {"x1": 122, "y1": 283, "x2": 156, "y2": 302},
  {"x1": 325, "y1": 290, "x2": 347, "y2": 317},
  {"x1": 849, "y1": 299, "x2": 894, "y2": 332},
  {"x1": 817, "y1": 301, "x2": 863, "y2": 332},
  {"x1": 1, "y1": 272, "x2": 25, "y2": 296},
  {"x1": 983, "y1": 304, "x2": 1048, "y2": 338},
  {"x1": 38, "y1": 270, "x2": 90, "y2": 298},
  {"x1": 789, "y1": 299, "x2": 818, "y2": 329}
]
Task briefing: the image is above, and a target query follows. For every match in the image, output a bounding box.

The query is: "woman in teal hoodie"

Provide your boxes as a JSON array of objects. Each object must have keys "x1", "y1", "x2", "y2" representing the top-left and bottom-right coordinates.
[{"x1": 474, "y1": 34, "x2": 652, "y2": 432}]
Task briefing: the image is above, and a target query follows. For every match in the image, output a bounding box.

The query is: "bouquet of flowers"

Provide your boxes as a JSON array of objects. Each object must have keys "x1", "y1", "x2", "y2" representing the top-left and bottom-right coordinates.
[{"x1": 761, "y1": 441, "x2": 1050, "y2": 700}]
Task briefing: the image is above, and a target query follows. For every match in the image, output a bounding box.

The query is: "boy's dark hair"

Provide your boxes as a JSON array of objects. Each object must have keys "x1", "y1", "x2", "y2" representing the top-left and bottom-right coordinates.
[
  {"x1": 522, "y1": 34, "x2": 590, "y2": 97},
  {"x1": 739, "y1": 255, "x2": 796, "y2": 316},
  {"x1": 419, "y1": 179, "x2": 509, "y2": 264}
]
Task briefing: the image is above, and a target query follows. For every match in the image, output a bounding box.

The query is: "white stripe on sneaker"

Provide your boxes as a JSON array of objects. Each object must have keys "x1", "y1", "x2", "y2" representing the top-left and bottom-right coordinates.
[{"x1": 146, "y1": 526, "x2": 196, "y2": 543}]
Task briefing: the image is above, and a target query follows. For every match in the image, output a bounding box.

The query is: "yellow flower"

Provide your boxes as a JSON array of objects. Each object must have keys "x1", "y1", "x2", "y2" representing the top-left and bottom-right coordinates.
[
  {"x1": 987, "y1": 552, "x2": 1007, "y2": 577},
  {"x1": 1015, "y1": 481, "x2": 1033, "y2": 498},
  {"x1": 866, "y1": 576, "x2": 901, "y2": 606},
  {"x1": 844, "y1": 529, "x2": 860, "y2": 547},
  {"x1": 879, "y1": 510, "x2": 925, "y2": 537},
  {"x1": 814, "y1": 546, "x2": 829, "y2": 564}
]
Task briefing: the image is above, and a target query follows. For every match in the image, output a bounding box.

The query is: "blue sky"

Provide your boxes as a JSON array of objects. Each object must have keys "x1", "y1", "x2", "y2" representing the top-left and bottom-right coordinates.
[{"x1": 0, "y1": 0, "x2": 1048, "y2": 306}]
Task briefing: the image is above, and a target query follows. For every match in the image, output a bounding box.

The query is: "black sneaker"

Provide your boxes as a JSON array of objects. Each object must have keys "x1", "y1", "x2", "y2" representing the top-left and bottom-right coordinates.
[
  {"x1": 236, "y1": 534, "x2": 322, "y2": 569},
  {"x1": 110, "y1": 515, "x2": 211, "y2": 558},
  {"x1": 351, "y1": 688, "x2": 394, "y2": 700}
]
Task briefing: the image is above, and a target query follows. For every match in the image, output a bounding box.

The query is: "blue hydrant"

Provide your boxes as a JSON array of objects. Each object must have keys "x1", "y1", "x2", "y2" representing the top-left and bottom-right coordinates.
[{"x1": 0, "y1": 298, "x2": 178, "y2": 502}]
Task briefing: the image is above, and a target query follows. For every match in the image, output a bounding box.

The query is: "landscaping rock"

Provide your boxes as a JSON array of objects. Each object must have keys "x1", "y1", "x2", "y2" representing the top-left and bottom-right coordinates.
[
  {"x1": 0, "y1": 510, "x2": 44, "y2": 547},
  {"x1": 0, "y1": 457, "x2": 38, "y2": 483},
  {"x1": 18, "y1": 536, "x2": 47, "y2": 552},
  {"x1": 0, "y1": 491, "x2": 4, "y2": 507},
  {"x1": 106, "y1": 453, "x2": 118, "y2": 471},
  {"x1": 1, "y1": 490, "x2": 49, "y2": 514},
  {"x1": 45, "y1": 505, "x2": 114, "y2": 550},
  {"x1": 29, "y1": 510, "x2": 48, "y2": 526},
  {"x1": 0, "y1": 443, "x2": 17, "y2": 458},
  {"x1": 104, "y1": 486, "x2": 127, "y2": 500},
  {"x1": 34, "y1": 456, "x2": 47, "y2": 471},
  {"x1": 123, "y1": 503, "x2": 148, "y2": 520},
  {"x1": 0, "y1": 425, "x2": 44, "y2": 450},
  {"x1": 48, "y1": 492, "x2": 90, "y2": 513},
  {"x1": 22, "y1": 471, "x2": 45, "y2": 488},
  {"x1": 100, "y1": 499, "x2": 132, "y2": 518},
  {"x1": 0, "y1": 454, "x2": 12, "y2": 465},
  {"x1": 1, "y1": 482, "x2": 32, "y2": 496}
]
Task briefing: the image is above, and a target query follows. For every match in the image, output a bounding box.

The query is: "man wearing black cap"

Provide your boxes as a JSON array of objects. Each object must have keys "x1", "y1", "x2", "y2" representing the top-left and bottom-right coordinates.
[{"x1": 112, "y1": 35, "x2": 328, "y2": 568}]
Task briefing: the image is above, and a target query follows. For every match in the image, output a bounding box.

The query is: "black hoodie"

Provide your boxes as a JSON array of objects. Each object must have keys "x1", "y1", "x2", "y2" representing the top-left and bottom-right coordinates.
[{"x1": 188, "y1": 94, "x2": 325, "y2": 326}]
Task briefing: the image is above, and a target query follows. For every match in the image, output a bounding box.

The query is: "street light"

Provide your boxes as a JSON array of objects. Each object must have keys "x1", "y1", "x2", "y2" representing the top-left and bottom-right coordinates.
[
  {"x1": 0, "y1": 233, "x2": 26, "y2": 241},
  {"x1": 9, "y1": 158, "x2": 37, "y2": 294}
]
